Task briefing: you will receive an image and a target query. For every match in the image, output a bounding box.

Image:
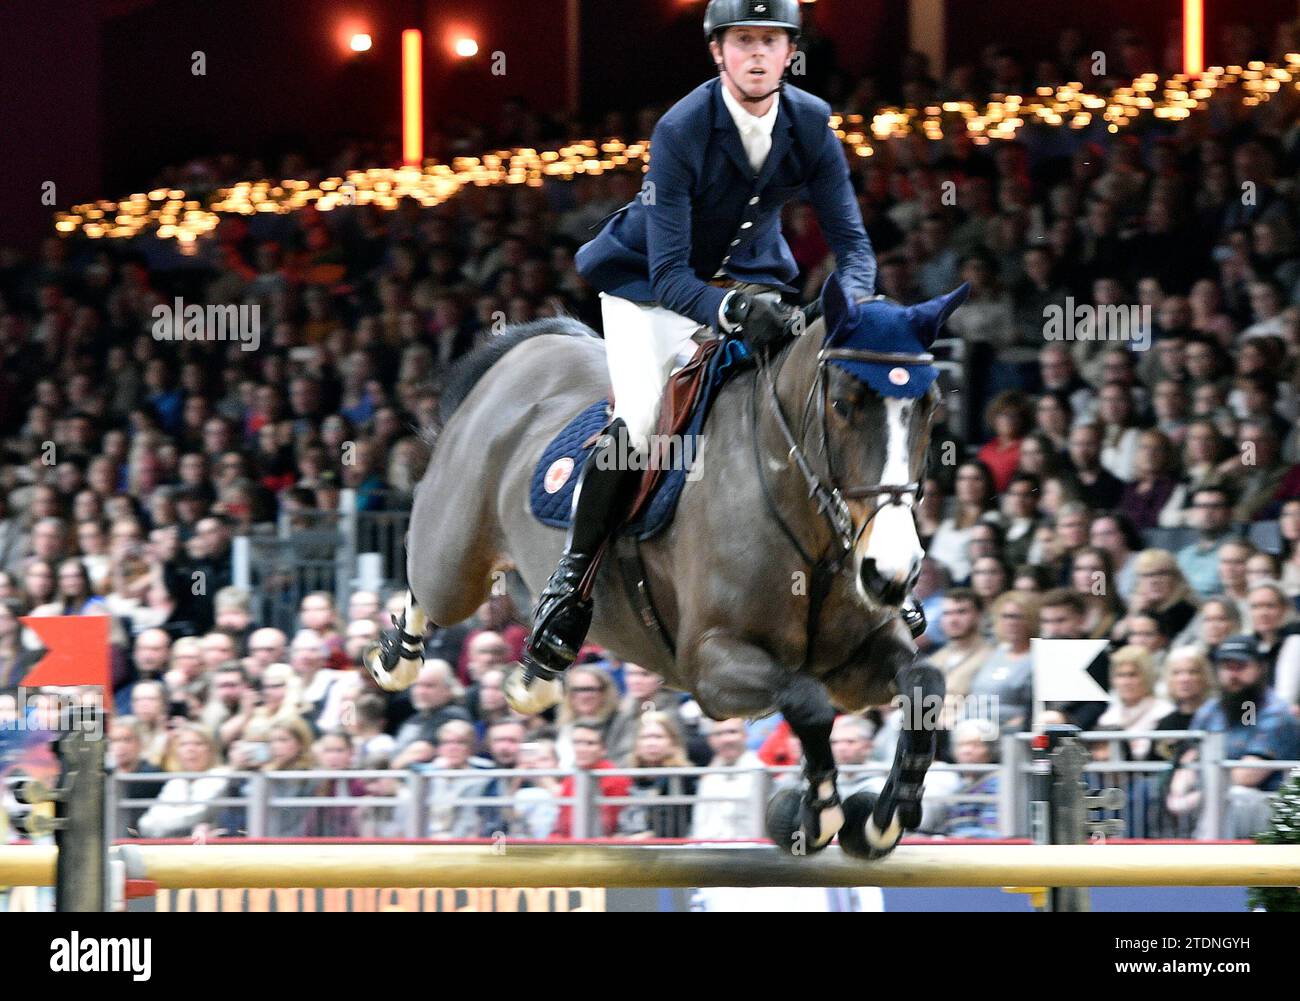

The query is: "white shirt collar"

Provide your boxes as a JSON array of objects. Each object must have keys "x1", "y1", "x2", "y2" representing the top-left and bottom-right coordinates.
[{"x1": 720, "y1": 81, "x2": 779, "y2": 138}]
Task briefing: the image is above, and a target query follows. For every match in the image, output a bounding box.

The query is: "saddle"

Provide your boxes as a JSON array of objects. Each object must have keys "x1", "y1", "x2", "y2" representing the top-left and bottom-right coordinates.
[
  {"x1": 529, "y1": 335, "x2": 752, "y2": 540},
  {"x1": 624, "y1": 336, "x2": 725, "y2": 523},
  {"x1": 527, "y1": 306, "x2": 817, "y2": 653},
  {"x1": 584, "y1": 339, "x2": 729, "y2": 627},
  {"x1": 616, "y1": 295, "x2": 822, "y2": 520}
]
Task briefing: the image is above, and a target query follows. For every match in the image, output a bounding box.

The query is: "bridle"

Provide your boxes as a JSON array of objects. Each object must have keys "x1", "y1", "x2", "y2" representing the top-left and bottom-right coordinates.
[
  {"x1": 750, "y1": 325, "x2": 936, "y2": 577},
  {"x1": 745, "y1": 314, "x2": 938, "y2": 672}
]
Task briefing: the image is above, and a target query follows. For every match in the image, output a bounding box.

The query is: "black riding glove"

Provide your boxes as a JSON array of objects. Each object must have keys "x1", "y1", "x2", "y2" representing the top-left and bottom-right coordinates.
[{"x1": 719, "y1": 289, "x2": 798, "y2": 351}]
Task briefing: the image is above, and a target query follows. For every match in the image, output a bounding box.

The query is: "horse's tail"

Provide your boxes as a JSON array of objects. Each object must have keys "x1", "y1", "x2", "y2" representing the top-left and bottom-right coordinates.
[{"x1": 429, "y1": 316, "x2": 597, "y2": 441}]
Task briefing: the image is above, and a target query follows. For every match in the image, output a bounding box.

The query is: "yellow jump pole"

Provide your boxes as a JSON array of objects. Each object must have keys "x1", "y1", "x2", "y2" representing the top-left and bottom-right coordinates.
[{"x1": 2, "y1": 844, "x2": 1298, "y2": 891}]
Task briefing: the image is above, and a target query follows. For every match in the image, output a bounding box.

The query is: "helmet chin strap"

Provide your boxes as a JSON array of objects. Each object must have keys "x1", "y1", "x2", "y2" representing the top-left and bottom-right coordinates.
[{"x1": 716, "y1": 56, "x2": 791, "y2": 105}]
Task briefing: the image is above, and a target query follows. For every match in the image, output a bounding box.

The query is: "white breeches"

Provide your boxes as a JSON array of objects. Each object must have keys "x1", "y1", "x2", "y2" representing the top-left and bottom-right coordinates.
[{"x1": 601, "y1": 291, "x2": 709, "y2": 455}]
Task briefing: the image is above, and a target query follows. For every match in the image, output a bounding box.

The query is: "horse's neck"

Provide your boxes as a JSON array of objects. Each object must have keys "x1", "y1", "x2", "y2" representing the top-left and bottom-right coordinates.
[
  {"x1": 770, "y1": 319, "x2": 824, "y2": 420},
  {"x1": 752, "y1": 325, "x2": 898, "y2": 659},
  {"x1": 750, "y1": 322, "x2": 838, "y2": 558}
]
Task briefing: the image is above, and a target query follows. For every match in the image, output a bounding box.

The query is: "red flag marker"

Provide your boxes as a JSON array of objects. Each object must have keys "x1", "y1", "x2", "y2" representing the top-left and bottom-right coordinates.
[{"x1": 19, "y1": 615, "x2": 111, "y2": 693}]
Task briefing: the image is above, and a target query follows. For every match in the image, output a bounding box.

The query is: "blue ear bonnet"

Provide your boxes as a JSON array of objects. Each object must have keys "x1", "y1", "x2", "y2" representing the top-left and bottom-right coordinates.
[{"x1": 819, "y1": 274, "x2": 969, "y2": 399}]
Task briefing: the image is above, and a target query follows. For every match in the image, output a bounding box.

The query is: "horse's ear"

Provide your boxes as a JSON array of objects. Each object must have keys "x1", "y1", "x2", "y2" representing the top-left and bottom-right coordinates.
[
  {"x1": 820, "y1": 272, "x2": 859, "y2": 335},
  {"x1": 906, "y1": 282, "x2": 970, "y2": 349}
]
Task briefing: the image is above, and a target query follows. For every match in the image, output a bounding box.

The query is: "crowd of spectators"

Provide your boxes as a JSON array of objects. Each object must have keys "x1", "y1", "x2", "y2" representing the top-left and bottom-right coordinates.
[{"x1": 7, "y1": 21, "x2": 1300, "y2": 843}]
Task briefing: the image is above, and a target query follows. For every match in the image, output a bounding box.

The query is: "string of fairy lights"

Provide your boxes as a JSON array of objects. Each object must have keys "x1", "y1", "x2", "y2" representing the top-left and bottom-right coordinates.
[{"x1": 52, "y1": 55, "x2": 1300, "y2": 248}]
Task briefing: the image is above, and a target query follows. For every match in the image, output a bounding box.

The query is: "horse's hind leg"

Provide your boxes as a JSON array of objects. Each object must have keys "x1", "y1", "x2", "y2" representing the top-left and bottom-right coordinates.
[
  {"x1": 840, "y1": 656, "x2": 944, "y2": 860},
  {"x1": 365, "y1": 494, "x2": 499, "y2": 692},
  {"x1": 366, "y1": 561, "x2": 500, "y2": 692},
  {"x1": 364, "y1": 591, "x2": 429, "y2": 692}
]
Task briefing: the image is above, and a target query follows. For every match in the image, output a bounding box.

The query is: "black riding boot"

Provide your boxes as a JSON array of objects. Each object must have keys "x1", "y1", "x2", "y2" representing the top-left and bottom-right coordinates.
[{"x1": 521, "y1": 418, "x2": 639, "y2": 680}]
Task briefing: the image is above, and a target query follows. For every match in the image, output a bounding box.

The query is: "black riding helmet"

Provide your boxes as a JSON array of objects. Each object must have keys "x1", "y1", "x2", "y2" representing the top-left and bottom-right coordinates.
[{"x1": 704, "y1": 0, "x2": 802, "y2": 40}]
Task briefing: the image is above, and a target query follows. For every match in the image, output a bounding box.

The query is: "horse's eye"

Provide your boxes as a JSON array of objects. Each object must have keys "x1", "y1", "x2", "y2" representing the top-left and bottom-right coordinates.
[{"x1": 831, "y1": 398, "x2": 854, "y2": 418}]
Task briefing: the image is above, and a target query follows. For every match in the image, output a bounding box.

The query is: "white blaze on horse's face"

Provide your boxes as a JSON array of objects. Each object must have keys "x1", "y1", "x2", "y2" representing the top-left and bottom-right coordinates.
[{"x1": 854, "y1": 397, "x2": 923, "y2": 606}]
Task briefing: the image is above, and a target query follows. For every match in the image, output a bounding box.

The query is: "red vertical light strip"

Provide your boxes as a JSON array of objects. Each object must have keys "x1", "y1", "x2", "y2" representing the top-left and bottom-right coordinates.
[
  {"x1": 403, "y1": 29, "x2": 423, "y2": 166},
  {"x1": 1184, "y1": 0, "x2": 1204, "y2": 75}
]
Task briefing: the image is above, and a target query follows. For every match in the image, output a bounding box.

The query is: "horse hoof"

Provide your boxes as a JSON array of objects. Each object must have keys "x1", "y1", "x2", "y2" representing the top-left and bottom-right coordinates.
[
  {"x1": 363, "y1": 643, "x2": 421, "y2": 692},
  {"x1": 865, "y1": 802, "x2": 904, "y2": 859},
  {"x1": 766, "y1": 788, "x2": 805, "y2": 854},
  {"x1": 838, "y1": 791, "x2": 897, "y2": 860},
  {"x1": 765, "y1": 788, "x2": 834, "y2": 856},
  {"x1": 504, "y1": 665, "x2": 563, "y2": 714}
]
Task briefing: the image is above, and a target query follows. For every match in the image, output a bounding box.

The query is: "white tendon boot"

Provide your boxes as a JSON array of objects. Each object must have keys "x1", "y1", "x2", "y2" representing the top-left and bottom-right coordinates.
[{"x1": 364, "y1": 595, "x2": 427, "y2": 692}]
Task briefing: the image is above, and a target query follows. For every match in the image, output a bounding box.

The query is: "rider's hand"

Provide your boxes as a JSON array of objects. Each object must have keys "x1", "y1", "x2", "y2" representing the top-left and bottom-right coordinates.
[{"x1": 719, "y1": 290, "x2": 798, "y2": 350}]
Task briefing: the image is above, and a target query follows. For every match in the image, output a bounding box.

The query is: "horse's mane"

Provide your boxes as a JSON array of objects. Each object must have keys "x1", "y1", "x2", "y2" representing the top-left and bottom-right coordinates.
[
  {"x1": 427, "y1": 302, "x2": 824, "y2": 447},
  {"x1": 430, "y1": 315, "x2": 597, "y2": 440}
]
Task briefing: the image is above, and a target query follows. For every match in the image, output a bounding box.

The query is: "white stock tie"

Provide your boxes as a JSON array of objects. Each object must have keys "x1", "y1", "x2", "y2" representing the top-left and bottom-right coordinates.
[{"x1": 742, "y1": 120, "x2": 771, "y2": 175}]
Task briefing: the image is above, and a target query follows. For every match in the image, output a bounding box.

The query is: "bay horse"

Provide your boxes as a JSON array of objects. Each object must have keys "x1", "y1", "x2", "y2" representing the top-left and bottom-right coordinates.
[{"x1": 367, "y1": 274, "x2": 968, "y2": 858}]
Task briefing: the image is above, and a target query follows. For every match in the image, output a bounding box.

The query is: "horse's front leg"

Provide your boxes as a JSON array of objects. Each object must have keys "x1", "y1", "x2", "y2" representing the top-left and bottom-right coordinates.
[
  {"x1": 766, "y1": 672, "x2": 845, "y2": 854},
  {"x1": 840, "y1": 654, "x2": 944, "y2": 860},
  {"x1": 693, "y1": 633, "x2": 842, "y2": 855}
]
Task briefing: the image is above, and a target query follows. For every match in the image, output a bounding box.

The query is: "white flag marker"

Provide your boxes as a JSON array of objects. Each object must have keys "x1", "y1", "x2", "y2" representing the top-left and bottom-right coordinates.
[{"x1": 1032, "y1": 638, "x2": 1111, "y2": 703}]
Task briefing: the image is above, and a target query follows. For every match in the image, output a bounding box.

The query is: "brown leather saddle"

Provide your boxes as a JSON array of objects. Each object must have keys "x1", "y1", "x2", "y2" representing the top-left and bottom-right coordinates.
[{"x1": 574, "y1": 336, "x2": 724, "y2": 613}]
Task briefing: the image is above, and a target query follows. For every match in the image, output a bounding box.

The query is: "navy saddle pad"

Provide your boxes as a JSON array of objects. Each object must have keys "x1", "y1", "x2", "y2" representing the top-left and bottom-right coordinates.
[{"x1": 528, "y1": 338, "x2": 751, "y2": 540}]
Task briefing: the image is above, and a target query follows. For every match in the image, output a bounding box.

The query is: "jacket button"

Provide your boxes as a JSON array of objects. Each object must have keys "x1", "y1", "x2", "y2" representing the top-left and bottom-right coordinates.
[
  {"x1": 741, "y1": 221, "x2": 753, "y2": 229},
  {"x1": 721, "y1": 257, "x2": 731, "y2": 265},
  {"x1": 749, "y1": 196, "x2": 759, "y2": 205},
  {"x1": 730, "y1": 239, "x2": 740, "y2": 247}
]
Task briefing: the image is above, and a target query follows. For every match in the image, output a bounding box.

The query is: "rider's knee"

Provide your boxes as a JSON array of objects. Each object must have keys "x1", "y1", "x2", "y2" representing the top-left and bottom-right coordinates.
[{"x1": 614, "y1": 411, "x2": 654, "y2": 458}]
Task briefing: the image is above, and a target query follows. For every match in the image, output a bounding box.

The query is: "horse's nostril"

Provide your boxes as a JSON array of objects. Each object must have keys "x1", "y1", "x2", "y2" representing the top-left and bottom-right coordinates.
[{"x1": 860, "y1": 559, "x2": 910, "y2": 607}]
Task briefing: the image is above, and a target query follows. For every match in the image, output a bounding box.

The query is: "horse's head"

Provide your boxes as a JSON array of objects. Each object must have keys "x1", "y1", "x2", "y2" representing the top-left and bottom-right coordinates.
[{"x1": 800, "y1": 273, "x2": 968, "y2": 607}]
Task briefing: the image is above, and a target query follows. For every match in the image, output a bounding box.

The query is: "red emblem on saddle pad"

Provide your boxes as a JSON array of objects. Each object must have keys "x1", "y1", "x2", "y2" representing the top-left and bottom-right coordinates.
[
  {"x1": 888, "y1": 367, "x2": 910, "y2": 386},
  {"x1": 544, "y1": 457, "x2": 575, "y2": 494}
]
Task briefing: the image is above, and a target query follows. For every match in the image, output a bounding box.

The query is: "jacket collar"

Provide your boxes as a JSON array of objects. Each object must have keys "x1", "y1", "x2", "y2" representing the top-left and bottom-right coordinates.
[{"x1": 710, "y1": 77, "x2": 793, "y2": 187}]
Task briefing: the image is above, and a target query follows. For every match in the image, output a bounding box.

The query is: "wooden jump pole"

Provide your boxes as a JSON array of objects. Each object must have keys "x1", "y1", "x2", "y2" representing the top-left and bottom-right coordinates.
[{"x1": 5, "y1": 844, "x2": 1300, "y2": 890}]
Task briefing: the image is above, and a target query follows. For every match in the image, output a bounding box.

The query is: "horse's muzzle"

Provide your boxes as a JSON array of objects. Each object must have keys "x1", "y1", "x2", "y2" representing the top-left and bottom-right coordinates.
[{"x1": 859, "y1": 557, "x2": 917, "y2": 607}]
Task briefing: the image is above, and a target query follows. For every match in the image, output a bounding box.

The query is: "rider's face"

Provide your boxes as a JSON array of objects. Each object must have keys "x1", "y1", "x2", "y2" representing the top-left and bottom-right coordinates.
[{"x1": 711, "y1": 28, "x2": 794, "y2": 100}]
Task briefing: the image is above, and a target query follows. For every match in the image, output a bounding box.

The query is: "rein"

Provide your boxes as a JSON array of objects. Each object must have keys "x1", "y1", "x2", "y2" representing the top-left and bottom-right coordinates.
[
  {"x1": 752, "y1": 341, "x2": 930, "y2": 569},
  {"x1": 748, "y1": 333, "x2": 933, "y2": 669}
]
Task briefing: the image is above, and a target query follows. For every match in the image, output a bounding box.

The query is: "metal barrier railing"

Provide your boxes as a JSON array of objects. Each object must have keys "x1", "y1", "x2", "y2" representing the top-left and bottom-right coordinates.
[
  {"x1": 232, "y1": 527, "x2": 354, "y2": 637},
  {"x1": 1012, "y1": 730, "x2": 1189, "y2": 840},
  {"x1": 102, "y1": 759, "x2": 1034, "y2": 842},
  {"x1": 94, "y1": 731, "x2": 1300, "y2": 842},
  {"x1": 1013, "y1": 730, "x2": 1300, "y2": 840},
  {"x1": 96, "y1": 748, "x2": 1159, "y2": 842},
  {"x1": 234, "y1": 492, "x2": 412, "y2": 632},
  {"x1": 239, "y1": 499, "x2": 1288, "y2": 624},
  {"x1": 355, "y1": 510, "x2": 410, "y2": 593}
]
